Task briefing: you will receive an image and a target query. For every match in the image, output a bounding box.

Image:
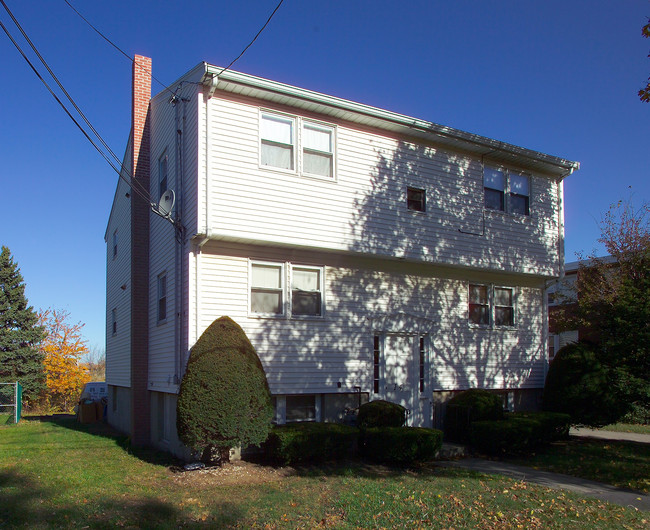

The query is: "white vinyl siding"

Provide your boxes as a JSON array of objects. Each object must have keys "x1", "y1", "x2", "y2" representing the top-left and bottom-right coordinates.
[
  {"x1": 204, "y1": 95, "x2": 560, "y2": 277},
  {"x1": 194, "y1": 244, "x2": 547, "y2": 396}
]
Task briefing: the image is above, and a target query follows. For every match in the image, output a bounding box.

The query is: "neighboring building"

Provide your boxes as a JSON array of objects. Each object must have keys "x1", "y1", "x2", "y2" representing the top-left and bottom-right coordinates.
[
  {"x1": 105, "y1": 56, "x2": 579, "y2": 456},
  {"x1": 547, "y1": 256, "x2": 615, "y2": 359}
]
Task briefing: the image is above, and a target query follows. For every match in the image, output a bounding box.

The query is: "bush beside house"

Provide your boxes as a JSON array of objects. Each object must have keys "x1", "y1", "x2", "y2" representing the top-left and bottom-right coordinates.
[{"x1": 176, "y1": 316, "x2": 274, "y2": 464}]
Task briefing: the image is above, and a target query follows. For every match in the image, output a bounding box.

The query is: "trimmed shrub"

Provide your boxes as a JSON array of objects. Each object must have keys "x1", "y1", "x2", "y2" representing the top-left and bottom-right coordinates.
[
  {"x1": 177, "y1": 316, "x2": 273, "y2": 464},
  {"x1": 469, "y1": 411, "x2": 570, "y2": 455},
  {"x1": 265, "y1": 422, "x2": 359, "y2": 465},
  {"x1": 360, "y1": 427, "x2": 443, "y2": 465},
  {"x1": 444, "y1": 389, "x2": 503, "y2": 442},
  {"x1": 543, "y1": 342, "x2": 623, "y2": 426},
  {"x1": 356, "y1": 400, "x2": 406, "y2": 429}
]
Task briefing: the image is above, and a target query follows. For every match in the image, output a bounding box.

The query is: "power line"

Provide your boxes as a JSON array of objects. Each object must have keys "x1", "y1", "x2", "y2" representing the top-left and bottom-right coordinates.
[
  {"x1": 0, "y1": 5, "x2": 152, "y2": 206},
  {"x1": 217, "y1": 0, "x2": 285, "y2": 76},
  {"x1": 62, "y1": 0, "x2": 175, "y2": 98}
]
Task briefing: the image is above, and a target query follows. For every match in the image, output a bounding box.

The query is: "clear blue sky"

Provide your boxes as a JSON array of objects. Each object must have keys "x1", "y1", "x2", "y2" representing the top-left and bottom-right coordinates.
[{"x1": 1, "y1": 0, "x2": 648, "y2": 350}]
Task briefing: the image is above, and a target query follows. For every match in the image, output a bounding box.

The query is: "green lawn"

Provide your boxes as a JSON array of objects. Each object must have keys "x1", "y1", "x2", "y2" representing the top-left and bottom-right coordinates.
[
  {"x1": 1, "y1": 416, "x2": 647, "y2": 528},
  {"x1": 508, "y1": 437, "x2": 650, "y2": 494},
  {"x1": 601, "y1": 423, "x2": 650, "y2": 435}
]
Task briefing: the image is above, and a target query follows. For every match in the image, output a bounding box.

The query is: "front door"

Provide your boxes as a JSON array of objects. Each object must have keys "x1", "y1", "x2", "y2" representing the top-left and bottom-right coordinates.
[{"x1": 382, "y1": 334, "x2": 430, "y2": 427}]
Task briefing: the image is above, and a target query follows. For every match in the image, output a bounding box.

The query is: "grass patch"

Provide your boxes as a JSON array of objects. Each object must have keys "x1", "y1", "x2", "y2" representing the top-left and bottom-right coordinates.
[
  {"x1": 508, "y1": 438, "x2": 650, "y2": 493},
  {"x1": 0, "y1": 414, "x2": 14, "y2": 425},
  {"x1": 1, "y1": 415, "x2": 647, "y2": 528},
  {"x1": 601, "y1": 423, "x2": 650, "y2": 435}
]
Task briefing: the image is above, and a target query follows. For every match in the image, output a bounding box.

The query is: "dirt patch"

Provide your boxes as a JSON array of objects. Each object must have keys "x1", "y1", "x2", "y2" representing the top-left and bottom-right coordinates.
[{"x1": 170, "y1": 460, "x2": 297, "y2": 487}]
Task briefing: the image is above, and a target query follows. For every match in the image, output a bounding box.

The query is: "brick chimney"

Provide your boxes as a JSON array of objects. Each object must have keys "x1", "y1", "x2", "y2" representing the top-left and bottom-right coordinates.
[{"x1": 130, "y1": 55, "x2": 151, "y2": 447}]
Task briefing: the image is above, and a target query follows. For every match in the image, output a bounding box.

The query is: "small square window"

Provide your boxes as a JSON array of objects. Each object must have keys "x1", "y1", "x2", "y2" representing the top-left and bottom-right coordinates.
[{"x1": 407, "y1": 187, "x2": 426, "y2": 212}]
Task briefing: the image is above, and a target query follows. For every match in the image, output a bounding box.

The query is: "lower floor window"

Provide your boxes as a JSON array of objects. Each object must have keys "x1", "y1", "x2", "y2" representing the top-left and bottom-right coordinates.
[
  {"x1": 285, "y1": 395, "x2": 316, "y2": 422},
  {"x1": 468, "y1": 284, "x2": 515, "y2": 327}
]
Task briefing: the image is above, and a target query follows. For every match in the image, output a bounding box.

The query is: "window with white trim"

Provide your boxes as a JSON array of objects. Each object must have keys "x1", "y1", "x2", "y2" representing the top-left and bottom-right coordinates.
[
  {"x1": 484, "y1": 167, "x2": 530, "y2": 216},
  {"x1": 291, "y1": 266, "x2": 323, "y2": 316},
  {"x1": 260, "y1": 111, "x2": 335, "y2": 178},
  {"x1": 468, "y1": 284, "x2": 515, "y2": 327},
  {"x1": 157, "y1": 273, "x2": 167, "y2": 323},
  {"x1": 250, "y1": 261, "x2": 325, "y2": 317},
  {"x1": 251, "y1": 262, "x2": 285, "y2": 315},
  {"x1": 261, "y1": 113, "x2": 295, "y2": 170}
]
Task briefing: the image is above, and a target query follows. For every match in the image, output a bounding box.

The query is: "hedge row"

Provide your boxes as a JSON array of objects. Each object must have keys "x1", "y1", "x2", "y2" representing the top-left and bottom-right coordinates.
[
  {"x1": 360, "y1": 427, "x2": 443, "y2": 465},
  {"x1": 264, "y1": 422, "x2": 443, "y2": 466},
  {"x1": 469, "y1": 412, "x2": 570, "y2": 455}
]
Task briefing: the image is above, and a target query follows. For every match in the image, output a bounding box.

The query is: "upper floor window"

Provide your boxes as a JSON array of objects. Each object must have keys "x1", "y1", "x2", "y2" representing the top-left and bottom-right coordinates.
[
  {"x1": 260, "y1": 111, "x2": 335, "y2": 179},
  {"x1": 158, "y1": 152, "x2": 168, "y2": 201},
  {"x1": 468, "y1": 284, "x2": 515, "y2": 327},
  {"x1": 261, "y1": 114, "x2": 295, "y2": 171},
  {"x1": 484, "y1": 167, "x2": 530, "y2": 216},
  {"x1": 112, "y1": 229, "x2": 118, "y2": 259},
  {"x1": 407, "y1": 187, "x2": 426, "y2": 212}
]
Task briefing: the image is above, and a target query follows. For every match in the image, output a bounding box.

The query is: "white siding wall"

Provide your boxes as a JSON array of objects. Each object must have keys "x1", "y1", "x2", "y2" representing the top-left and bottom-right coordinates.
[
  {"x1": 148, "y1": 85, "x2": 200, "y2": 391},
  {"x1": 105, "y1": 175, "x2": 132, "y2": 388},
  {"x1": 203, "y1": 94, "x2": 561, "y2": 277},
  {"x1": 193, "y1": 243, "x2": 546, "y2": 396}
]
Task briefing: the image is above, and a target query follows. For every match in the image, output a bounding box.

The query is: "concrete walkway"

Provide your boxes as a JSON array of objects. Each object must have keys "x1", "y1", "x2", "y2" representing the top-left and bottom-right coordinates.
[
  {"x1": 439, "y1": 428, "x2": 650, "y2": 511},
  {"x1": 570, "y1": 427, "x2": 650, "y2": 444},
  {"x1": 440, "y1": 458, "x2": 650, "y2": 511}
]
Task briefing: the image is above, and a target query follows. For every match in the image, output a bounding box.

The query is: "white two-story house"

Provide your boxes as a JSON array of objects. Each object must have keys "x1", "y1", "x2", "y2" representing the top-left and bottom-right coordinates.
[{"x1": 105, "y1": 56, "x2": 579, "y2": 455}]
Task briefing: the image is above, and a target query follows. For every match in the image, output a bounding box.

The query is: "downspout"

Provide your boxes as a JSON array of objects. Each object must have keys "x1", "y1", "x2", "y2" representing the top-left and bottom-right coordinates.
[{"x1": 194, "y1": 71, "x2": 216, "y2": 342}]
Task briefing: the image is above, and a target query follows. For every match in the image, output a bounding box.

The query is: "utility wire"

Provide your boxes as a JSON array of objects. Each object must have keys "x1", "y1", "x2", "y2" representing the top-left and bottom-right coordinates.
[
  {"x1": 62, "y1": 0, "x2": 175, "y2": 99},
  {"x1": 216, "y1": 0, "x2": 285, "y2": 76},
  {"x1": 0, "y1": 14, "x2": 152, "y2": 206}
]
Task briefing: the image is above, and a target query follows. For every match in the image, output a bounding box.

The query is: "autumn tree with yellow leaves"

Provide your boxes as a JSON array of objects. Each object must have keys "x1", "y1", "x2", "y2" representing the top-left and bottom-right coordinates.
[{"x1": 38, "y1": 309, "x2": 90, "y2": 411}]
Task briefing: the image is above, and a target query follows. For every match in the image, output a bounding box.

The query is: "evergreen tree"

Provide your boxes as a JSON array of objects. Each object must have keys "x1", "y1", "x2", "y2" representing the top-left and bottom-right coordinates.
[{"x1": 0, "y1": 246, "x2": 45, "y2": 404}]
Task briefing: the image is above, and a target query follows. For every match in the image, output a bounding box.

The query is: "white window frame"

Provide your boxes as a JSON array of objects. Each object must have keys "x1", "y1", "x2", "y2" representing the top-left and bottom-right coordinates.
[
  {"x1": 249, "y1": 260, "x2": 286, "y2": 317},
  {"x1": 484, "y1": 166, "x2": 531, "y2": 216},
  {"x1": 468, "y1": 283, "x2": 516, "y2": 328},
  {"x1": 157, "y1": 272, "x2": 168, "y2": 324},
  {"x1": 249, "y1": 260, "x2": 325, "y2": 319},
  {"x1": 259, "y1": 110, "x2": 336, "y2": 180},
  {"x1": 289, "y1": 264, "x2": 325, "y2": 318}
]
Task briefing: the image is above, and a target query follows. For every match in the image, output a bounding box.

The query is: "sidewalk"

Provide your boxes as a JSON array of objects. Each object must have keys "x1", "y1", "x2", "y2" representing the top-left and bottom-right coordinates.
[
  {"x1": 440, "y1": 458, "x2": 650, "y2": 511},
  {"x1": 438, "y1": 428, "x2": 650, "y2": 511}
]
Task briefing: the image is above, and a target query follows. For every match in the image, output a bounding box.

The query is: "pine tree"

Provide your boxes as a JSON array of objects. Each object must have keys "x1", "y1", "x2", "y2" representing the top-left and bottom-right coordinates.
[{"x1": 0, "y1": 246, "x2": 45, "y2": 404}]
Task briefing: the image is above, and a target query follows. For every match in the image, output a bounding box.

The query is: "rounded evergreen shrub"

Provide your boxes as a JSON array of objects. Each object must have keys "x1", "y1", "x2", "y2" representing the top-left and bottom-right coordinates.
[
  {"x1": 444, "y1": 389, "x2": 503, "y2": 443},
  {"x1": 543, "y1": 341, "x2": 623, "y2": 426},
  {"x1": 176, "y1": 316, "x2": 273, "y2": 464},
  {"x1": 356, "y1": 400, "x2": 406, "y2": 429}
]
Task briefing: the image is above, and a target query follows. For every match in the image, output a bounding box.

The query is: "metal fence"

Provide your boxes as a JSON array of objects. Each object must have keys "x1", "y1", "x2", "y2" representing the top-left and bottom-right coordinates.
[{"x1": 0, "y1": 382, "x2": 22, "y2": 424}]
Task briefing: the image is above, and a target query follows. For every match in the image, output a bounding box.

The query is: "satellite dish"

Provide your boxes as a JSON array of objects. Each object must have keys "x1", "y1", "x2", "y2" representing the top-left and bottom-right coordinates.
[{"x1": 158, "y1": 189, "x2": 175, "y2": 218}]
